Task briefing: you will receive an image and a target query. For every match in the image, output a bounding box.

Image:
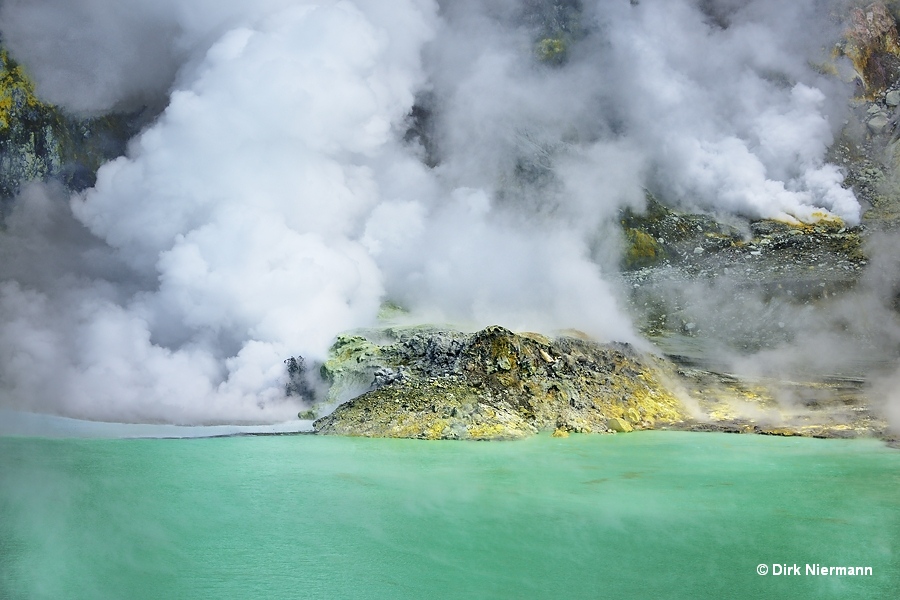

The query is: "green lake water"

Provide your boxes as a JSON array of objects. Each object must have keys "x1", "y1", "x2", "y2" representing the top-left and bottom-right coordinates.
[{"x1": 1, "y1": 431, "x2": 898, "y2": 599}]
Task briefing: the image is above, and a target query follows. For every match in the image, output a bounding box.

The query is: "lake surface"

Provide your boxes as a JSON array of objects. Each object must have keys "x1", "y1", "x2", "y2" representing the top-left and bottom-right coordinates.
[{"x1": 1, "y1": 431, "x2": 898, "y2": 599}]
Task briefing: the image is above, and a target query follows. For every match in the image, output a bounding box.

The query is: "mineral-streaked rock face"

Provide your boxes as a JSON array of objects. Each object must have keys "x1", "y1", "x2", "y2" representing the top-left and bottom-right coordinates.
[
  {"x1": 840, "y1": 1, "x2": 900, "y2": 97},
  {"x1": 313, "y1": 325, "x2": 686, "y2": 440},
  {"x1": 0, "y1": 46, "x2": 142, "y2": 204}
]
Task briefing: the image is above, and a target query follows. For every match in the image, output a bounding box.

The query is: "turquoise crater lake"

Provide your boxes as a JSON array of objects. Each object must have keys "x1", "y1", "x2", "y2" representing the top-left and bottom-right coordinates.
[{"x1": 1, "y1": 431, "x2": 898, "y2": 599}]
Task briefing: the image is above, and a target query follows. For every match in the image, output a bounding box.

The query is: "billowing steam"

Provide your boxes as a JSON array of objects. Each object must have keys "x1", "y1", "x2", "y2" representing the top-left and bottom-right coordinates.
[{"x1": 0, "y1": 0, "x2": 871, "y2": 423}]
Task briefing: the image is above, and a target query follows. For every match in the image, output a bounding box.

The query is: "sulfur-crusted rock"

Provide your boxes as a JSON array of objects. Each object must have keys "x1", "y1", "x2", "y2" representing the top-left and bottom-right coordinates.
[
  {"x1": 313, "y1": 325, "x2": 686, "y2": 440},
  {"x1": 607, "y1": 417, "x2": 634, "y2": 433},
  {"x1": 840, "y1": 2, "x2": 900, "y2": 96}
]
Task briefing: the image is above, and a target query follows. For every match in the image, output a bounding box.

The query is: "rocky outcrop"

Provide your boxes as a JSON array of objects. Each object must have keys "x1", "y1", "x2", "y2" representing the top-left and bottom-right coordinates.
[
  {"x1": 619, "y1": 194, "x2": 868, "y2": 350},
  {"x1": 839, "y1": 2, "x2": 900, "y2": 97},
  {"x1": 0, "y1": 44, "x2": 141, "y2": 205},
  {"x1": 621, "y1": 195, "x2": 864, "y2": 273},
  {"x1": 309, "y1": 323, "x2": 888, "y2": 441},
  {"x1": 313, "y1": 326, "x2": 686, "y2": 440}
]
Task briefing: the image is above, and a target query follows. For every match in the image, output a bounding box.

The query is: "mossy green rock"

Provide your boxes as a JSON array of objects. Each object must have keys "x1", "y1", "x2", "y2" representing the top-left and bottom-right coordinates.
[{"x1": 313, "y1": 325, "x2": 686, "y2": 440}]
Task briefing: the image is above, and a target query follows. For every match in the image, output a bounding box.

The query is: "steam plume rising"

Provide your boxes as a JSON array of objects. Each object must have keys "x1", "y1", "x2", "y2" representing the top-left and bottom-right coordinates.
[{"x1": 0, "y1": 0, "x2": 868, "y2": 423}]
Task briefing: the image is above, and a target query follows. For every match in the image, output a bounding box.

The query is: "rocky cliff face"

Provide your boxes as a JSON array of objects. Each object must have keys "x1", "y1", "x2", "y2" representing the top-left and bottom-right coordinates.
[{"x1": 0, "y1": 45, "x2": 140, "y2": 206}]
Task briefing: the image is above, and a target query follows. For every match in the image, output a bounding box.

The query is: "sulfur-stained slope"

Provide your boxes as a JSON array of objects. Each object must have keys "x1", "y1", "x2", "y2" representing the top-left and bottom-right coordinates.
[{"x1": 313, "y1": 325, "x2": 686, "y2": 440}]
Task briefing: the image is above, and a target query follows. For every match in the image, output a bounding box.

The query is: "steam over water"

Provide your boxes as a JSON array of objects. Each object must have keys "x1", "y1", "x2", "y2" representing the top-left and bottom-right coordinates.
[
  {"x1": 1, "y1": 432, "x2": 898, "y2": 599},
  {"x1": 0, "y1": 1, "x2": 877, "y2": 423}
]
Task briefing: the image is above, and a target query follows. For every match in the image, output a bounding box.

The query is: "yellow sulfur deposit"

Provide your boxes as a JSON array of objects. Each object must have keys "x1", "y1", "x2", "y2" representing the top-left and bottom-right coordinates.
[{"x1": 0, "y1": 49, "x2": 43, "y2": 132}]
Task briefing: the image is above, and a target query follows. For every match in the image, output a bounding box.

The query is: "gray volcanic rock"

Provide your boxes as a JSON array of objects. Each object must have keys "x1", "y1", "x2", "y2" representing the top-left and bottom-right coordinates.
[
  {"x1": 313, "y1": 326, "x2": 686, "y2": 440},
  {"x1": 0, "y1": 44, "x2": 143, "y2": 205}
]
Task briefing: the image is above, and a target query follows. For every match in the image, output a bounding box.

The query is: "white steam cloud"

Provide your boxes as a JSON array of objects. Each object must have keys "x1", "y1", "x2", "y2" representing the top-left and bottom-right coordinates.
[{"x1": 0, "y1": 0, "x2": 866, "y2": 423}]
